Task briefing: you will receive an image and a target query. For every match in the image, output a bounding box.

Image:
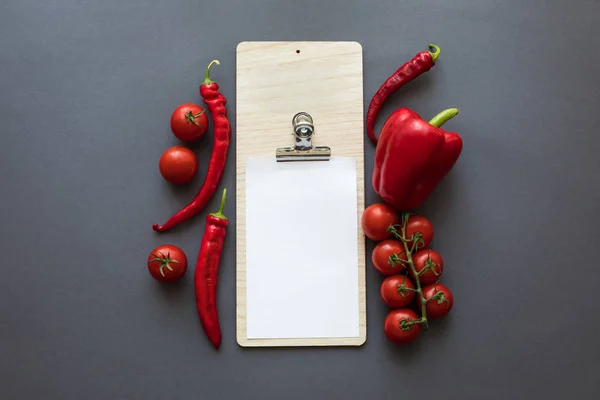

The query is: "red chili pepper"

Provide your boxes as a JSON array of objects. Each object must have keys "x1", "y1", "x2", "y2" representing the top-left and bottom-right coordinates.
[
  {"x1": 153, "y1": 60, "x2": 231, "y2": 232},
  {"x1": 372, "y1": 107, "x2": 463, "y2": 211},
  {"x1": 194, "y1": 188, "x2": 228, "y2": 349},
  {"x1": 366, "y1": 44, "x2": 440, "y2": 145}
]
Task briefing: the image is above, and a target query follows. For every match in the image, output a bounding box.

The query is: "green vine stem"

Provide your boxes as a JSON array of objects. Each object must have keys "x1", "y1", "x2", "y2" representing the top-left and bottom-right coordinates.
[{"x1": 387, "y1": 212, "x2": 435, "y2": 330}]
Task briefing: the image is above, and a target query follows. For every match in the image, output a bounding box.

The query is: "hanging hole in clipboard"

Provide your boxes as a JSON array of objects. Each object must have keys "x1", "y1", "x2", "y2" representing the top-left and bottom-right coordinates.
[{"x1": 296, "y1": 49, "x2": 300, "y2": 54}]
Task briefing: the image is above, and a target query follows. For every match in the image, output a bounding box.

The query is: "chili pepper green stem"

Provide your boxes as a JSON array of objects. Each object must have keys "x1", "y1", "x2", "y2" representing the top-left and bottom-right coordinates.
[
  {"x1": 428, "y1": 108, "x2": 459, "y2": 128},
  {"x1": 210, "y1": 188, "x2": 227, "y2": 220},
  {"x1": 204, "y1": 60, "x2": 220, "y2": 85},
  {"x1": 428, "y1": 44, "x2": 441, "y2": 64}
]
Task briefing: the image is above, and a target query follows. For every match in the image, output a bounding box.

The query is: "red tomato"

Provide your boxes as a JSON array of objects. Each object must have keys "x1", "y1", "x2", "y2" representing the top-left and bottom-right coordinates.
[
  {"x1": 158, "y1": 146, "x2": 198, "y2": 185},
  {"x1": 170, "y1": 103, "x2": 209, "y2": 142},
  {"x1": 411, "y1": 249, "x2": 444, "y2": 285},
  {"x1": 147, "y1": 244, "x2": 188, "y2": 282},
  {"x1": 404, "y1": 215, "x2": 434, "y2": 251},
  {"x1": 380, "y1": 275, "x2": 416, "y2": 308},
  {"x1": 384, "y1": 309, "x2": 422, "y2": 344},
  {"x1": 361, "y1": 203, "x2": 398, "y2": 241},
  {"x1": 420, "y1": 283, "x2": 454, "y2": 319},
  {"x1": 372, "y1": 239, "x2": 408, "y2": 275}
]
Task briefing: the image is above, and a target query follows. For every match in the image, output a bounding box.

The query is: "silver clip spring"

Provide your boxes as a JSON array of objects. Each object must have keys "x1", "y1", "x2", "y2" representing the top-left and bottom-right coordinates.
[{"x1": 276, "y1": 112, "x2": 331, "y2": 162}]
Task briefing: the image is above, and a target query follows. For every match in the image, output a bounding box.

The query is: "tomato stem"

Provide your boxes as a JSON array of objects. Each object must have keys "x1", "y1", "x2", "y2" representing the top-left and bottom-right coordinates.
[
  {"x1": 397, "y1": 285, "x2": 417, "y2": 295},
  {"x1": 185, "y1": 110, "x2": 204, "y2": 126},
  {"x1": 396, "y1": 274, "x2": 417, "y2": 297},
  {"x1": 388, "y1": 253, "x2": 408, "y2": 267},
  {"x1": 151, "y1": 251, "x2": 179, "y2": 277},
  {"x1": 427, "y1": 285, "x2": 451, "y2": 307},
  {"x1": 389, "y1": 213, "x2": 429, "y2": 329},
  {"x1": 418, "y1": 253, "x2": 441, "y2": 277},
  {"x1": 399, "y1": 316, "x2": 427, "y2": 331}
]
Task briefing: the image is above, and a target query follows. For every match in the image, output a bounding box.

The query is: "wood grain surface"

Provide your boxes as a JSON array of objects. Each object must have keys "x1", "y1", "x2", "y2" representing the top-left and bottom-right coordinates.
[{"x1": 235, "y1": 41, "x2": 366, "y2": 347}]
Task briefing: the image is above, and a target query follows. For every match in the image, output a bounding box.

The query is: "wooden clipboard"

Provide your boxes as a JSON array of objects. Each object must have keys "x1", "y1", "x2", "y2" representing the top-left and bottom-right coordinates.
[{"x1": 235, "y1": 41, "x2": 366, "y2": 347}]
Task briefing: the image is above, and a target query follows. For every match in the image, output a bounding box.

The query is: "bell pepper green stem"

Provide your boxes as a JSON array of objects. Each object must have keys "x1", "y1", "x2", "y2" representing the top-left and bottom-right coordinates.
[
  {"x1": 204, "y1": 60, "x2": 220, "y2": 85},
  {"x1": 429, "y1": 108, "x2": 459, "y2": 128},
  {"x1": 428, "y1": 44, "x2": 441, "y2": 64},
  {"x1": 209, "y1": 188, "x2": 227, "y2": 220}
]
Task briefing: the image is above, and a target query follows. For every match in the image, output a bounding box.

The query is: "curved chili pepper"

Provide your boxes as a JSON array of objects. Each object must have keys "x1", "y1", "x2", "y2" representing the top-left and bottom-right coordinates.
[
  {"x1": 194, "y1": 188, "x2": 228, "y2": 349},
  {"x1": 153, "y1": 60, "x2": 231, "y2": 232},
  {"x1": 366, "y1": 44, "x2": 440, "y2": 145}
]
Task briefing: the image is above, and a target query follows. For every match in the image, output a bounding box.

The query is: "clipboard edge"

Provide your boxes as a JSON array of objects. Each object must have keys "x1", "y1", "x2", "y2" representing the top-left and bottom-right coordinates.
[{"x1": 235, "y1": 41, "x2": 366, "y2": 348}]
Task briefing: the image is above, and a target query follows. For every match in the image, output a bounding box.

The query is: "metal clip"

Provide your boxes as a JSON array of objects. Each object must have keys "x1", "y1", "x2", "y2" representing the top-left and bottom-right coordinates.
[{"x1": 276, "y1": 112, "x2": 331, "y2": 162}]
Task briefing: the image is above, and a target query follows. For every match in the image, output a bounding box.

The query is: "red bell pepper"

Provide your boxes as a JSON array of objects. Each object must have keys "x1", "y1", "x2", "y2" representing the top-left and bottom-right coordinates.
[{"x1": 372, "y1": 107, "x2": 463, "y2": 211}]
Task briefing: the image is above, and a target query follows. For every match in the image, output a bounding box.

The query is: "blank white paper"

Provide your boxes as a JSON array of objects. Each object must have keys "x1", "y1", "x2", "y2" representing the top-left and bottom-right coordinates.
[{"x1": 245, "y1": 156, "x2": 360, "y2": 339}]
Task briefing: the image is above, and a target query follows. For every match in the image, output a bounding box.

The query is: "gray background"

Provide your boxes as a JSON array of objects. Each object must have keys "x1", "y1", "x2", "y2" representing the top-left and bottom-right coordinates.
[{"x1": 1, "y1": 0, "x2": 599, "y2": 399}]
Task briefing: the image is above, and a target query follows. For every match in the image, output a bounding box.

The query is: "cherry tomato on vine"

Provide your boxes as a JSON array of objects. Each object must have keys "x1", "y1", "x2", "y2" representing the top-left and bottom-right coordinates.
[
  {"x1": 419, "y1": 283, "x2": 454, "y2": 319},
  {"x1": 380, "y1": 275, "x2": 416, "y2": 308},
  {"x1": 372, "y1": 239, "x2": 407, "y2": 275},
  {"x1": 384, "y1": 309, "x2": 421, "y2": 344},
  {"x1": 170, "y1": 103, "x2": 208, "y2": 143},
  {"x1": 404, "y1": 215, "x2": 434, "y2": 250},
  {"x1": 411, "y1": 249, "x2": 444, "y2": 285},
  {"x1": 159, "y1": 146, "x2": 198, "y2": 185},
  {"x1": 361, "y1": 203, "x2": 398, "y2": 241},
  {"x1": 147, "y1": 244, "x2": 188, "y2": 283}
]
